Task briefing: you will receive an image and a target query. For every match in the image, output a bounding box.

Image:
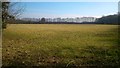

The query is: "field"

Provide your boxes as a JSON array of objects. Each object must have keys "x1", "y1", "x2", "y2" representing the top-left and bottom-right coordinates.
[{"x1": 2, "y1": 24, "x2": 120, "y2": 68}]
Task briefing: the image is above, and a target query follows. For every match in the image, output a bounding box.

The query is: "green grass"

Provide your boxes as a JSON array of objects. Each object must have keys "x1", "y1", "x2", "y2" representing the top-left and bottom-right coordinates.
[{"x1": 2, "y1": 24, "x2": 120, "y2": 68}]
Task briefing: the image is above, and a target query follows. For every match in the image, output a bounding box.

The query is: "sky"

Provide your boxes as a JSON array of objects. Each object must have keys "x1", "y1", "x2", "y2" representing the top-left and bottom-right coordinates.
[
  {"x1": 8, "y1": 0, "x2": 120, "y2": 2},
  {"x1": 19, "y1": 2, "x2": 118, "y2": 18}
]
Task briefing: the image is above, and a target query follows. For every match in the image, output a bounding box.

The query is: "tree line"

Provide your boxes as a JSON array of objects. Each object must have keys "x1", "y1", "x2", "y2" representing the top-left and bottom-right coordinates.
[
  {"x1": 1, "y1": 2, "x2": 119, "y2": 29},
  {"x1": 96, "y1": 14, "x2": 119, "y2": 25},
  {"x1": 12, "y1": 14, "x2": 119, "y2": 25}
]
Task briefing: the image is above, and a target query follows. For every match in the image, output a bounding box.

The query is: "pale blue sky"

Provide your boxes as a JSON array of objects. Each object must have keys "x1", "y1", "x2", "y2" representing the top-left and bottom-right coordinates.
[
  {"x1": 19, "y1": 2, "x2": 118, "y2": 18},
  {"x1": 9, "y1": 0, "x2": 120, "y2": 2}
]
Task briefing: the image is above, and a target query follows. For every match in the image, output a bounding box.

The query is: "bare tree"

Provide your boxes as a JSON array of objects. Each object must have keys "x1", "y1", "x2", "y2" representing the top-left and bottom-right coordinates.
[
  {"x1": 8, "y1": 2, "x2": 25, "y2": 18},
  {"x1": 2, "y1": 2, "x2": 25, "y2": 29}
]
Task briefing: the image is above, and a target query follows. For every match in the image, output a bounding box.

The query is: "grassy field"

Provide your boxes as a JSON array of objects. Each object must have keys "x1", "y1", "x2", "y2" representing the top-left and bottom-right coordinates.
[
  {"x1": 2, "y1": 24, "x2": 119, "y2": 68},
  {"x1": 0, "y1": 19, "x2": 2, "y2": 67}
]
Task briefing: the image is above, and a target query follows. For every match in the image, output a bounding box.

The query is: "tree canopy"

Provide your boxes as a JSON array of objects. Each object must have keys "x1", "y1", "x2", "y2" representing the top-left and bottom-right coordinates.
[{"x1": 96, "y1": 14, "x2": 118, "y2": 25}]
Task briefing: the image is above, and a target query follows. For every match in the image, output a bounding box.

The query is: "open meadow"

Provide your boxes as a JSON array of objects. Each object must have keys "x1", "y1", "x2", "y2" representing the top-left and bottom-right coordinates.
[{"x1": 2, "y1": 24, "x2": 119, "y2": 68}]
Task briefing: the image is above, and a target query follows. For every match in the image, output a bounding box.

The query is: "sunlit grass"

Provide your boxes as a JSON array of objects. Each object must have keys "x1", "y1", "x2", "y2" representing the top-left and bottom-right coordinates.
[{"x1": 2, "y1": 24, "x2": 119, "y2": 67}]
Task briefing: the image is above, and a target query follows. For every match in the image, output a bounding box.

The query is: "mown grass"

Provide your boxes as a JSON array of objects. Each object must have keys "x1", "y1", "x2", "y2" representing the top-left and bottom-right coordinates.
[{"x1": 2, "y1": 24, "x2": 120, "y2": 68}]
